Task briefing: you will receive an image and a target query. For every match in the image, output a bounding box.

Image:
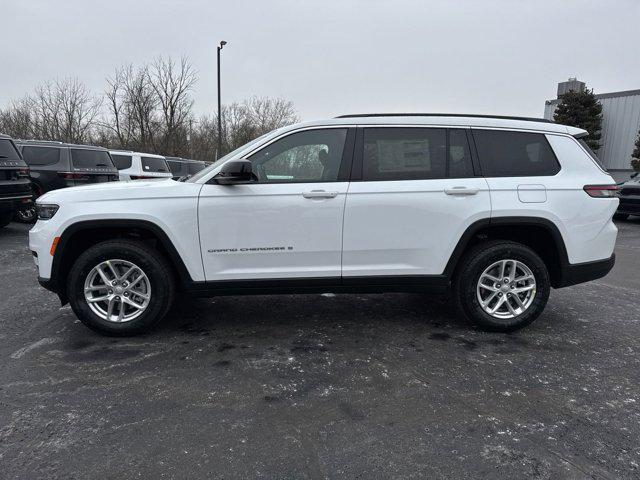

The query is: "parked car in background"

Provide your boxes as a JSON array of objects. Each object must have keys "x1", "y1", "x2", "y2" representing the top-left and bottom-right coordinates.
[
  {"x1": 30, "y1": 114, "x2": 618, "y2": 335},
  {"x1": 166, "y1": 157, "x2": 208, "y2": 180},
  {"x1": 14, "y1": 141, "x2": 118, "y2": 223},
  {"x1": 0, "y1": 134, "x2": 31, "y2": 228},
  {"x1": 615, "y1": 174, "x2": 640, "y2": 220},
  {"x1": 110, "y1": 151, "x2": 173, "y2": 181}
]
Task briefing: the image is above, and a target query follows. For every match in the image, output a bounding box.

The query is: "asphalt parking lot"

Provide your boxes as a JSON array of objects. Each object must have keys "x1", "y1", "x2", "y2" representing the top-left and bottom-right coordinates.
[{"x1": 1, "y1": 220, "x2": 639, "y2": 479}]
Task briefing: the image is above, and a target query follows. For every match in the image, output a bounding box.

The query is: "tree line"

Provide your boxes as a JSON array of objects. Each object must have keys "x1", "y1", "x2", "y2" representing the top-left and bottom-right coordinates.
[{"x1": 0, "y1": 56, "x2": 299, "y2": 162}]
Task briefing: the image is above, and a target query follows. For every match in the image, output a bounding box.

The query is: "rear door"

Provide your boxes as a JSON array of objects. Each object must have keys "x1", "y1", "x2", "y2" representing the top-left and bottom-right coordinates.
[{"x1": 342, "y1": 127, "x2": 491, "y2": 278}]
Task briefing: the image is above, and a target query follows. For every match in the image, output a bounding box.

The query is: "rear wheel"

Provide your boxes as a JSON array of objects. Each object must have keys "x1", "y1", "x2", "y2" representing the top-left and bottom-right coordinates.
[
  {"x1": 67, "y1": 240, "x2": 175, "y2": 335},
  {"x1": 453, "y1": 241, "x2": 550, "y2": 332},
  {"x1": 613, "y1": 213, "x2": 628, "y2": 221}
]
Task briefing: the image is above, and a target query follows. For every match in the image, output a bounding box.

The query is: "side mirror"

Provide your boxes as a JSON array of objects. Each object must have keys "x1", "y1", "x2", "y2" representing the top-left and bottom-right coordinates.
[{"x1": 213, "y1": 160, "x2": 254, "y2": 185}]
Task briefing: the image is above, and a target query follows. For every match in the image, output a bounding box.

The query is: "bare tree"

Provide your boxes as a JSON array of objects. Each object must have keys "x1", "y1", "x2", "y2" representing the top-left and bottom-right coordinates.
[{"x1": 149, "y1": 56, "x2": 197, "y2": 155}]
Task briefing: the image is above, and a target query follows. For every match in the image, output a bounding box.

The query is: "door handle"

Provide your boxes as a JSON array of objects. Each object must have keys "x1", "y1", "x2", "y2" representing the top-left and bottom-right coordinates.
[
  {"x1": 444, "y1": 186, "x2": 479, "y2": 196},
  {"x1": 302, "y1": 190, "x2": 338, "y2": 199}
]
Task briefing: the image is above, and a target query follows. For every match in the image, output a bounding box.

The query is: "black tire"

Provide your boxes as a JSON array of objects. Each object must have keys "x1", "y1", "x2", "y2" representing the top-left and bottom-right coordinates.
[
  {"x1": 67, "y1": 239, "x2": 175, "y2": 336},
  {"x1": 0, "y1": 211, "x2": 12, "y2": 228},
  {"x1": 453, "y1": 240, "x2": 550, "y2": 332},
  {"x1": 613, "y1": 213, "x2": 628, "y2": 221}
]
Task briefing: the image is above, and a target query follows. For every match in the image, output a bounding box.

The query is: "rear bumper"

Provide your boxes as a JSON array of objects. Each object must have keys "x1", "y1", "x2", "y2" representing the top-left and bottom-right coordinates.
[{"x1": 556, "y1": 254, "x2": 615, "y2": 288}]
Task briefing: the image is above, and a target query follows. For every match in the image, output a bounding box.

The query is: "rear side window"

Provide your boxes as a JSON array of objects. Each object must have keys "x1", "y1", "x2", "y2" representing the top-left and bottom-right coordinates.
[
  {"x1": 187, "y1": 162, "x2": 205, "y2": 175},
  {"x1": 448, "y1": 129, "x2": 475, "y2": 178},
  {"x1": 0, "y1": 139, "x2": 22, "y2": 161},
  {"x1": 21, "y1": 146, "x2": 60, "y2": 166},
  {"x1": 363, "y1": 128, "x2": 448, "y2": 181},
  {"x1": 473, "y1": 130, "x2": 560, "y2": 177},
  {"x1": 141, "y1": 156, "x2": 170, "y2": 173},
  {"x1": 70, "y1": 149, "x2": 114, "y2": 169},
  {"x1": 111, "y1": 154, "x2": 133, "y2": 170}
]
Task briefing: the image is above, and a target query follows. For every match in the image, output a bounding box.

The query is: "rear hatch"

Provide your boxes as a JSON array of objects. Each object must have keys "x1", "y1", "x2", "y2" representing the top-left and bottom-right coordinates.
[
  {"x1": 136, "y1": 156, "x2": 173, "y2": 179},
  {"x1": 68, "y1": 148, "x2": 119, "y2": 185},
  {"x1": 0, "y1": 138, "x2": 31, "y2": 202}
]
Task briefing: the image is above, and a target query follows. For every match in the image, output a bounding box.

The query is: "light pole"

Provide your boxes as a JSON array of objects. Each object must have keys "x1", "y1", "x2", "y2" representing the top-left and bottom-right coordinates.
[{"x1": 217, "y1": 40, "x2": 227, "y2": 159}]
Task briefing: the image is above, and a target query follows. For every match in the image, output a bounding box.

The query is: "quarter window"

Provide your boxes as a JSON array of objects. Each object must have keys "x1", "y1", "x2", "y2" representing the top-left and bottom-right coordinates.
[
  {"x1": 111, "y1": 154, "x2": 133, "y2": 170},
  {"x1": 363, "y1": 128, "x2": 447, "y2": 181},
  {"x1": 473, "y1": 130, "x2": 560, "y2": 177},
  {"x1": 248, "y1": 128, "x2": 348, "y2": 183}
]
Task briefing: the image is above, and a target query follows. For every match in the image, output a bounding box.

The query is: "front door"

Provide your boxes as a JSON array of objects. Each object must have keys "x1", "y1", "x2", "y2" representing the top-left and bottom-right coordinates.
[{"x1": 198, "y1": 127, "x2": 354, "y2": 281}]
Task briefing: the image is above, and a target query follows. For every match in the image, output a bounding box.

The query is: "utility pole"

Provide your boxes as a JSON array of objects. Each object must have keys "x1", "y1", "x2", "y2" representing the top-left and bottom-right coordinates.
[{"x1": 217, "y1": 40, "x2": 227, "y2": 159}]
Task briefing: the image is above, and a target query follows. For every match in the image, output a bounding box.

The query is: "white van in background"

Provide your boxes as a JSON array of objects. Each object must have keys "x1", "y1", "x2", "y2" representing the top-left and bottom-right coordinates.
[{"x1": 109, "y1": 151, "x2": 173, "y2": 181}]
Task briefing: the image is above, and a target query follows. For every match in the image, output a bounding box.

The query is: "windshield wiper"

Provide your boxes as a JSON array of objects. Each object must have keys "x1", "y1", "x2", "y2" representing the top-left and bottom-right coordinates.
[{"x1": 178, "y1": 174, "x2": 192, "y2": 182}]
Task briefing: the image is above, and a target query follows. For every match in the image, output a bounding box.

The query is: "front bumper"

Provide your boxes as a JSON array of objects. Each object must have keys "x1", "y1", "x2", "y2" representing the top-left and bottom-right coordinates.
[{"x1": 556, "y1": 254, "x2": 615, "y2": 288}]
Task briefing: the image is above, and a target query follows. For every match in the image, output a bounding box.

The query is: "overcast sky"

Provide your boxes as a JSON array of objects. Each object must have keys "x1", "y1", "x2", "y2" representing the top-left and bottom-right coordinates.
[{"x1": 2, "y1": 0, "x2": 639, "y2": 121}]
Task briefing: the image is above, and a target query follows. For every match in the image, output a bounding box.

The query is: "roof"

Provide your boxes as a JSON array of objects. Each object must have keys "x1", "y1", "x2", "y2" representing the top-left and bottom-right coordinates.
[
  {"x1": 16, "y1": 139, "x2": 108, "y2": 150},
  {"x1": 109, "y1": 150, "x2": 167, "y2": 158},
  {"x1": 282, "y1": 114, "x2": 586, "y2": 137}
]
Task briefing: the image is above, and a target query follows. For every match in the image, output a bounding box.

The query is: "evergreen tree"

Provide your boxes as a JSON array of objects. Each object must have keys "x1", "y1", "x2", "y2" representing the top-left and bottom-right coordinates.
[
  {"x1": 553, "y1": 88, "x2": 603, "y2": 151},
  {"x1": 632, "y1": 127, "x2": 640, "y2": 171}
]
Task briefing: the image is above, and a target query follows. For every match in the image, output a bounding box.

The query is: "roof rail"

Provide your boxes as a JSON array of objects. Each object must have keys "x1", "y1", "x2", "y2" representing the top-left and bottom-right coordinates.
[
  {"x1": 16, "y1": 139, "x2": 64, "y2": 145},
  {"x1": 335, "y1": 113, "x2": 552, "y2": 123}
]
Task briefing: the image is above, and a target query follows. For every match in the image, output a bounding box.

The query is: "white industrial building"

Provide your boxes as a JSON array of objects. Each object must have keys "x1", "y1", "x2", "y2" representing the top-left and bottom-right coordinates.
[{"x1": 544, "y1": 79, "x2": 640, "y2": 181}]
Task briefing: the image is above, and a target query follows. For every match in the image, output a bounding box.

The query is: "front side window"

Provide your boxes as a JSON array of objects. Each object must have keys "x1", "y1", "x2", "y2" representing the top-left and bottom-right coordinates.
[
  {"x1": 363, "y1": 128, "x2": 447, "y2": 181},
  {"x1": 248, "y1": 128, "x2": 348, "y2": 183},
  {"x1": 141, "y1": 156, "x2": 170, "y2": 173},
  {"x1": 111, "y1": 154, "x2": 133, "y2": 170},
  {"x1": 473, "y1": 130, "x2": 560, "y2": 177},
  {"x1": 21, "y1": 146, "x2": 60, "y2": 166}
]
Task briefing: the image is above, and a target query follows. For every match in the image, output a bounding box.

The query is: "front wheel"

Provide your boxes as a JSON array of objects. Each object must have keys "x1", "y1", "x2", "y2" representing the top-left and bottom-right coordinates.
[
  {"x1": 14, "y1": 203, "x2": 37, "y2": 223},
  {"x1": 67, "y1": 240, "x2": 175, "y2": 335},
  {"x1": 453, "y1": 241, "x2": 550, "y2": 332}
]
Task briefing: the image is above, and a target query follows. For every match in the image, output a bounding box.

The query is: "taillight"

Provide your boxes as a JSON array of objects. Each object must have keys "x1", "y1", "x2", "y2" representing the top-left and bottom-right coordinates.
[
  {"x1": 583, "y1": 184, "x2": 618, "y2": 198},
  {"x1": 17, "y1": 168, "x2": 30, "y2": 178},
  {"x1": 58, "y1": 172, "x2": 90, "y2": 180}
]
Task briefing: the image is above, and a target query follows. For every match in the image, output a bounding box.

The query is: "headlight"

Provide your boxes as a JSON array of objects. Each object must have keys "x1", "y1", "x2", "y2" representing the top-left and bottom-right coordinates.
[{"x1": 36, "y1": 204, "x2": 59, "y2": 220}]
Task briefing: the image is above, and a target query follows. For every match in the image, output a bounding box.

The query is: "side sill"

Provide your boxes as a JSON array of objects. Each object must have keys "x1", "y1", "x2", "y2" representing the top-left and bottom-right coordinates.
[
  {"x1": 554, "y1": 254, "x2": 615, "y2": 288},
  {"x1": 185, "y1": 275, "x2": 449, "y2": 297}
]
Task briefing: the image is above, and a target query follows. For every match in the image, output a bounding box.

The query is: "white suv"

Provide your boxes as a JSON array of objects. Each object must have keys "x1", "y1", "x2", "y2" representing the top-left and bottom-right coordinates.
[
  {"x1": 109, "y1": 151, "x2": 173, "y2": 181},
  {"x1": 30, "y1": 114, "x2": 618, "y2": 335}
]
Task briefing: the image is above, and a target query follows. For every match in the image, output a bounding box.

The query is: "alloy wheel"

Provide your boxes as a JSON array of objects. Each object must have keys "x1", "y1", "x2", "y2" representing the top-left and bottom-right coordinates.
[
  {"x1": 83, "y1": 259, "x2": 151, "y2": 323},
  {"x1": 476, "y1": 259, "x2": 536, "y2": 320}
]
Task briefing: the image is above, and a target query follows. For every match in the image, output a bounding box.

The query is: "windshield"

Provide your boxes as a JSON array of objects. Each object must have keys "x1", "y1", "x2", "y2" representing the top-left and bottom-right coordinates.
[{"x1": 186, "y1": 132, "x2": 273, "y2": 183}]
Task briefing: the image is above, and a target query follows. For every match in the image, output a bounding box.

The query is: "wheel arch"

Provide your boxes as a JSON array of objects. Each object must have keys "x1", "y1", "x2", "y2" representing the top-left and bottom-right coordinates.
[
  {"x1": 51, "y1": 219, "x2": 194, "y2": 304},
  {"x1": 444, "y1": 216, "x2": 570, "y2": 288}
]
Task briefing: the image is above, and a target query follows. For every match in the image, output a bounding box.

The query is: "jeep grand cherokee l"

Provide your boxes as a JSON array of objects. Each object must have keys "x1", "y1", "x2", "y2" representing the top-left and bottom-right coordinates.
[
  {"x1": 0, "y1": 134, "x2": 31, "y2": 228},
  {"x1": 29, "y1": 114, "x2": 618, "y2": 335},
  {"x1": 15, "y1": 141, "x2": 119, "y2": 223}
]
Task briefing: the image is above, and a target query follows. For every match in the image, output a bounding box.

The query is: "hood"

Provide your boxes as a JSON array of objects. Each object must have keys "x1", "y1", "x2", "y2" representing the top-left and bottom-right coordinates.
[{"x1": 37, "y1": 178, "x2": 202, "y2": 204}]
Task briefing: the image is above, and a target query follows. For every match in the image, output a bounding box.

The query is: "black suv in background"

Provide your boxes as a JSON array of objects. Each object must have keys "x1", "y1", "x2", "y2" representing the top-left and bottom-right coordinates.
[
  {"x1": 0, "y1": 134, "x2": 31, "y2": 228},
  {"x1": 166, "y1": 157, "x2": 208, "y2": 180},
  {"x1": 15, "y1": 141, "x2": 119, "y2": 222}
]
